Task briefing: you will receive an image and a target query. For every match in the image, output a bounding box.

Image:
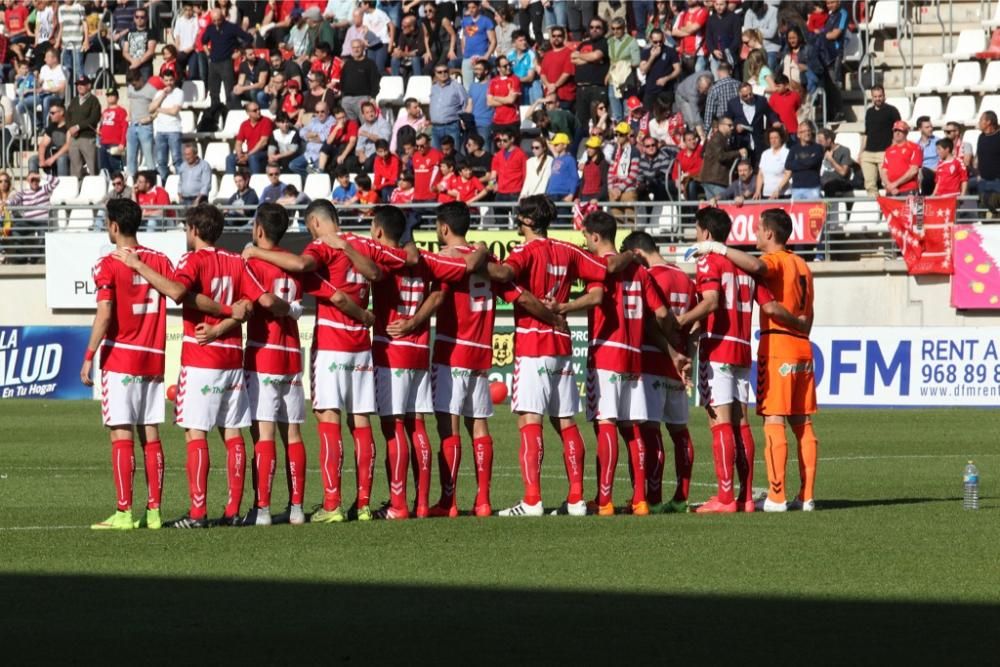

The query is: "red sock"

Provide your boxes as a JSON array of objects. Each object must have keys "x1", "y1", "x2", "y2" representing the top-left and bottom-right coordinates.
[
  {"x1": 668, "y1": 428, "x2": 695, "y2": 502},
  {"x1": 437, "y1": 435, "x2": 462, "y2": 508},
  {"x1": 560, "y1": 425, "x2": 585, "y2": 503},
  {"x1": 253, "y1": 440, "x2": 276, "y2": 508},
  {"x1": 285, "y1": 441, "x2": 306, "y2": 506},
  {"x1": 317, "y1": 421, "x2": 343, "y2": 510},
  {"x1": 224, "y1": 436, "x2": 246, "y2": 517},
  {"x1": 624, "y1": 425, "x2": 646, "y2": 506},
  {"x1": 710, "y1": 423, "x2": 736, "y2": 504},
  {"x1": 595, "y1": 422, "x2": 619, "y2": 506},
  {"x1": 186, "y1": 438, "x2": 209, "y2": 519},
  {"x1": 518, "y1": 423, "x2": 544, "y2": 505},
  {"x1": 384, "y1": 418, "x2": 409, "y2": 510},
  {"x1": 406, "y1": 417, "x2": 432, "y2": 509},
  {"x1": 472, "y1": 435, "x2": 494, "y2": 507},
  {"x1": 735, "y1": 423, "x2": 756, "y2": 503},
  {"x1": 351, "y1": 425, "x2": 375, "y2": 507},
  {"x1": 142, "y1": 440, "x2": 163, "y2": 509},
  {"x1": 111, "y1": 439, "x2": 134, "y2": 511},
  {"x1": 640, "y1": 424, "x2": 664, "y2": 505}
]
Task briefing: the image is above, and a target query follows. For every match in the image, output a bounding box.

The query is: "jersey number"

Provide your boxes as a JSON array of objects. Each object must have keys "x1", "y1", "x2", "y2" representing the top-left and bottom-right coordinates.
[
  {"x1": 273, "y1": 277, "x2": 298, "y2": 303},
  {"x1": 468, "y1": 275, "x2": 494, "y2": 313},
  {"x1": 397, "y1": 276, "x2": 425, "y2": 317},
  {"x1": 131, "y1": 274, "x2": 160, "y2": 316},
  {"x1": 210, "y1": 276, "x2": 234, "y2": 305},
  {"x1": 721, "y1": 273, "x2": 753, "y2": 313},
  {"x1": 622, "y1": 280, "x2": 643, "y2": 320}
]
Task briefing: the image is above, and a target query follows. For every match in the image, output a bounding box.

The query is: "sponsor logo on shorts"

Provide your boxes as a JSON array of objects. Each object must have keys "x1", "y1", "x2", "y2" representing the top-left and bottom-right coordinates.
[
  {"x1": 537, "y1": 365, "x2": 574, "y2": 378},
  {"x1": 450, "y1": 368, "x2": 489, "y2": 379},
  {"x1": 778, "y1": 361, "x2": 814, "y2": 377},
  {"x1": 200, "y1": 382, "x2": 243, "y2": 395},
  {"x1": 119, "y1": 375, "x2": 164, "y2": 386},
  {"x1": 328, "y1": 361, "x2": 375, "y2": 373},
  {"x1": 261, "y1": 376, "x2": 303, "y2": 388},
  {"x1": 609, "y1": 372, "x2": 641, "y2": 384}
]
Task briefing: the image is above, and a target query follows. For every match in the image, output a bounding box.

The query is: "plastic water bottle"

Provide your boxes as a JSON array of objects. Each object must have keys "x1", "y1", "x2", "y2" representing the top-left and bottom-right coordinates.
[{"x1": 963, "y1": 461, "x2": 979, "y2": 510}]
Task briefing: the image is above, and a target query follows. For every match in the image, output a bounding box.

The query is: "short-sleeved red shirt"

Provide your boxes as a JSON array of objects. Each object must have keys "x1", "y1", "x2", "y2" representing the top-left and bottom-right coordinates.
[{"x1": 881, "y1": 141, "x2": 922, "y2": 193}]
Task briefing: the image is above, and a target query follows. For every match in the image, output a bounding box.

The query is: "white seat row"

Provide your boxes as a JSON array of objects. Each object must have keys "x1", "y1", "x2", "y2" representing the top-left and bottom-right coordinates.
[
  {"x1": 905, "y1": 61, "x2": 1000, "y2": 95},
  {"x1": 905, "y1": 94, "x2": 1000, "y2": 126}
]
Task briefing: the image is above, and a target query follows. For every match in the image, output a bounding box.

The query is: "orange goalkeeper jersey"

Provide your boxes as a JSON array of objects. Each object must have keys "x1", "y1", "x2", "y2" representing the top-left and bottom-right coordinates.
[{"x1": 758, "y1": 249, "x2": 813, "y2": 359}]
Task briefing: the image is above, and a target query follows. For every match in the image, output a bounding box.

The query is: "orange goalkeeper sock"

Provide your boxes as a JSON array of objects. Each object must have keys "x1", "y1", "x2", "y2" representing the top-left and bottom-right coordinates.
[
  {"x1": 763, "y1": 423, "x2": 788, "y2": 504},
  {"x1": 792, "y1": 421, "x2": 819, "y2": 501}
]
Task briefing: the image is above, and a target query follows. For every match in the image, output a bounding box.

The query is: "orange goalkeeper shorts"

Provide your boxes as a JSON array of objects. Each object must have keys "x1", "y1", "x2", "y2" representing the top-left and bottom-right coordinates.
[{"x1": 756, "y1": 355, "x2": 817, "y2": 417}]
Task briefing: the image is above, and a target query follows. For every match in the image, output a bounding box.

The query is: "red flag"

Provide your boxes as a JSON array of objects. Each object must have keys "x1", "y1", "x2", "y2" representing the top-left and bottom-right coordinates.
[
  {"x1": 572, "y1": 200, "x2": 599, "y2": 231},
  {"x1": 879, "y1": 195, "x2": 955, "y2": 275}
]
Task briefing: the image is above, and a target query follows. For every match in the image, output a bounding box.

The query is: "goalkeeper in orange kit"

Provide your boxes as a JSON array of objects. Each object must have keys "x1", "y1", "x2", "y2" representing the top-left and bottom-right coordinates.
[{"x1": 697, "y1": 208, "x2": 819, "y2": 511}]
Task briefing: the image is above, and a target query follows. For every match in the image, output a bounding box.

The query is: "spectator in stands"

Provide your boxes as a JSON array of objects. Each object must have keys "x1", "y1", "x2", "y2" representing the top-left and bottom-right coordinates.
[
  {"x1": 624, "y1": 97, "x2": 650, "y2": 139},
  {"x1": 813, "y1": 0, "x2": 849, "y2": 123},
  {"x1": 605, "y1": 16, "x2": 639, "y2": 122},
  {"x1": 120, "y1": 6, "x2": 157, "y2": 80},
  {"x1": 202, "y1": 7, "x2": 253, "y2": 111},
  {"x1": 125, "y1": 69, "x2": 155, "y2": 179},
  {"x1": 466, "y1": 59, "x2": 494, "y2": 140},
  {"x1": 726, "y1": 81, "x2": 776, "y2": 165},
  {"x1": 607, "y1": 122, "x2": 640, "y2": 226},
  {"x1": 880, "y1": 120, "x2": 921, "y2": 197},
  {"x1": 340, "y1": 8, "x2": 368, "y2": 58},
  {"x1": 390, "y1": 97, "x2": 429, "y2": 152},
  {"x1": 430, "y1": 60, "x2": 468, "y2": 149},
  {"x1": 223, "y1": 169, "x2": 259, "y2": 224},
  {"x1": 639, "y1": 28, "x2": 681, "y2": 113},
  {"x1": 545, "y1": 133, "x2": 578, "y2": 202},
  {"x1": 276, "y1": 183, "x2": 310, "y2": 208},
  {"x1": 450, "y1": 159, "x2": 488, "y2": 203},
  {"x1": 412, "y1": 133, "x2": 443, "y2": 206},
  {"x1": 464, "y1": 133, "x2": 492, "y2": 183},
  {"x1": 703, "y1": 61, "x2": 740, "y2": 137},
  {"x1": 158, "y1": 44, "x2": 181, "y2": 81},
  {"x1": 672, "y1": 0, "x2": 709, "y2": 74},
  {"x1": 637, "y1": 133, "x2": 673, "y2": 204},
  {"x1": 28, "y1": 101, "x2": 69, "y2": 176},
  {"x1": 932, "y1": 138, "x2": 968, "y2": 197},
  {"x1": 8, "y1": 172, "x2": 58, "y2": 262},
  {"x1": 286, "y1": 10, "x2": 313, "y2": 63},
  {"x1": 356, "y1": 101, "x2": 391, "y2": 168},
  {"x1": 915, "y1": 116, "x2": 939, "y2": 196},
  {"x1": 32, "y1": 0, "x2": 56, "y2": 67},
  {"x1": 270, "y1": 49, "x2": 303, "y2": 88},
  {"x1": 488, "y1": 128, "x2": 526, "y2": 207},
  {"x1": 768, "y1": 73, "x2": 800, "y2": 135},
  {"x1": 675, "y1": 130, "x2": 704, "y2": 200},
  {"x1": 700, "y1": 115, "x2": 746, "y2": 198},
  {"x1": 303, "y1": 71, "x2": 337, "y2": 116},
  {"x1": 226, "y1": 102, "x2": 274, "y2": 175},
  {"x1": 311, "y1": 42, "x2": 341, "y2": 92},
  {"x1": 488, "y1": 55, "x2": 521, "y2": 140},
  {"x1": 977, "y1": 112, "x2": 1000, "y2": 206},
  {"x1": 290, "y1": 102, "x2": 334, "y2": 176},
  {"x1": 230, "y1": 45, "x2": 269, "y2": 109},
  {"x1": 519, "y1": 135, "x2": 551, "y2": 198},
  {"x1": 461, "y1": 1, "x2": 497, "y2": 92},
  {"x1": 317, "y1": 106, "x2": 360, "y2": 173},
  {"x1": 372, "y1": 139, "x2": 401, "y2": 200},
  {"x1": 578, "y1": 135, "x2": 608, "y2": 202},
  {"x1": 65, "y1": 75, "x2": 100, "y2": 178},
  {"x1": 258, "y1": 165, "x2": 287, "y2": 204},
  {"x1": 571, "y1": 17, "x2": 609, "y2": 144},
  {"x1": 676, "y1": 71, "x2": 713, "y2": 140},
  {"x1": 360, "y1": 0, "x2": 393, "y2": 74},
  {"x1": 169, "y1": 2, "x2": 199, "y2": 79},
  {"x1": 507, "y1": 30, "x2": 540, "y2": 106},
  {"x1": 434, "y1": 157, "x2": 458, "y2": 202},
  {"x1": 92, "y1": 170, "x2": 133, "y2": 230},
  {"x1": 389, "y1": 170, "x2": 414, "y2": 205},
  {"x1": 55, "y1": 0, "x2": 87, "y2": 83},
  {"x1": 743, "y1": 0, "x2": 780, "y2": 69},
  {"x1": 331, "y1": 165, "x2": 358, "y2": 203},
  {"x1": 98, "y1": 88, "x2": 128, "y2": 175},
  {"x1": 5, "y1": 1, "x2": 31, "y2": 51},
  {"x1": 859, "y1": 85, "x2": 899, "y2": 196},
  {"x1": 781, "y1": 121, "x2": 824, "y2": 200},
  {"x1": 391, "y1": 13, "x2": 426, "y2": 79},
  {"x1": 743, "y1": 48, "x2": 775, "y2": 96},
  {"x1": 266, "y1": 112, "x2": 303, "y2": 171},
  {"x1": 440, "y1": 135, "x2": 457, "y2": 161},
  {"x1": 150, "y1": 71, "x2": 184, "y2": 185},
  {"x1": 133, "y1": 170, "x2": 170, "y2": 231},
  {"x1": 420, "y1": 1, "x2": 459, "y2": 73},
  {"x1": 18, "y1": 48, "x2": 65, "y2": 125},
  {"x1": 817, "y1": 128, "x2": 856, "y2": 197},
  {"x1": 529, "y1": 97, "x2": 578, "y2": 144},
  {"x1": 340, "y1": 39, "x2": 381, "y2": 122},
  {"x1": 261, "y1": 71, "x2": 286, "y2": 114},
  {"x1": 710, "y1": 159, "x2": 756, "y2": 205},
  {"x1": 757, "y1": 126, "x2": 789, "y2": 199},
  {"x1": 539, "y1": 25, "x2": 575, "y2": 111},
  {"x1": 305, "y1": 8, "x2": 338, "y2": 55},
  {"x1": 587, "y1": 99, "x2": 613, "y2": 144},
  {"x1": 778, "y1": 25, "x2": 812, "y2": 95},
  {"x1": 177, "y1": 142, "x2": 212, "y2": 207},
  {"x1": 705, "y1": 0, "x2": 740, "y2": 76}
]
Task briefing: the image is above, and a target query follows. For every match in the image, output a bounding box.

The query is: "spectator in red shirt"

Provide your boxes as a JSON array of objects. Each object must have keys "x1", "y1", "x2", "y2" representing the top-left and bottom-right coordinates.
[
  {"x1": 5, "y1": 1, "x2": 30, "y2": 49},
  {"x1": 411, "y1": 133, "x2": 443, "y2": 202},
  {"x1": 133, "y1": 170, "x2": 171, "y2": 231},
  {"x1": 225, "y1": 102, "x2": 274, "y2": 174},
  {"x1": 539, "y1": 26, "x2": 575, "y2": 111},
  {"x1": 435, "y1": 157, "x2": 458, "y2": 203},
  {"x1": 880, "y1": 120, "x2": 922, "y2": 196},
  {"x1": 672, "y1": 0, "x2": 709, "y2": 74},
  {"x1": 768, "y1": 73, "x2": 801, "y2": 135},
  {"x1": 450, "y1": 160, "x2": 488, "y2": 203},
  {"x1": 674, "y1": 130, "x2": 705, "y2": 200},
  {"x1": 932, "y1": 138, "x2": 968, "y2": 196},
  {"x1": 487, "y1": 128, "x2": 526, "y2": 204},
  {"x1": 99, "y1": 88, "x2": 128, "y2": 174},
  {"x1": 488, "y1": 55, "x2": 521, "y2": 140},
  {"x1": 372, "y1": 139, "x2": 401, "y2": 201},
  {"x1": 317, "y1": 106, "x2": 360, "y2": 173}
]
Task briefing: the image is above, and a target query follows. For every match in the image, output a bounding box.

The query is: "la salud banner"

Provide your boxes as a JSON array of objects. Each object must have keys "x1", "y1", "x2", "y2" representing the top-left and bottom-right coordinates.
[
  {"x1": 710, "y1": 201, "x2": 827, "y2": 246},
  {"x1": 879, "y1": 195, "x2": 955, "y2": 275},
  {"x1": 0, "y1": 326, "x2": 92, "y2": 399},
  {"x1": 951, "y1": 224, "x2": 1000, "y2": 309}
]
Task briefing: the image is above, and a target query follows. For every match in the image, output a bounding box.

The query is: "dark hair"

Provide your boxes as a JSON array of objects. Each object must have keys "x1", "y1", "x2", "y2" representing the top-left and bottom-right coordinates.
[
  {"x1": 530, "y1": 108, "x2": 549, "y2": 124},
  {"x1": 107, "y1": 199, "x2": 143, "y2": 237},
  {"x1": 511, "y1": 29, "x2": 529, "y2": 43},
  {"x1": 869, "y1": 84, "x2": 885, "y2": 94},
  {"x1": 695, "y1": 206, "x2": 732, "y2": 243},
  {"x1": 441, "y1": 135, "x2": 455, "y2": 147},
  {"x1": 398, "y1": 170, "x2": 414, "y2": 183},
  {"x1": 361, "y1": 100, "x2": 376, "y2": 113},
  {"x1": 760, "y1": 208, "x2": 793, "y2": 244},
  {"x1": 235, "y1": 168, "x2": 251, "y2": 181},
  {"x1": 937, "y1": 137, "x2": 954, "y2": 152},
  {"x1": 333, "y1": 165, "x2": 350, "y2": 178},
  {"x1": 818, "y1": 128, "x2": 836, "y2": 142},
  {"x1": 254, "y1": 202, "x2": 290, "y2": 244},
  {"x1": 110, "y1": 171, "x2": 125, "y2": 182},
  {"x1": 620, "y1": 230, "x2": 658, "y2": 254},
  {"x1": 736, "y1": 158, "x2": 754, "y2": 170},
  {"x1": 516, "y1": 194, "x2": 557, "y2": 231},
  {"x1": 436, "y1": 200, "x2": 471, "y2": 236},
  {"x1": 768, "y1": 125, "x2": 787, "y2": 143},
  {"x1": 773, "y1": 72, "x2": 789, "y2": 86},
  {"x1": 136, "y1": 170, "x2": 157, "y2": 186},
  {"x1": 355, "y1": 173, "x2": 372, "y2": 189},
  {"x1": 717, "y1": 61, "x2": 732, "y2": 75},
  {"x1": 163, "y1": 44, "x2": 178, "y2": 59},
  {"x1": 403, "y1": 97, "x2": 419, "y2": 107},
  {"x1": 315, "y1": 41, "x2": 332, "y2": 54},
  {"x1": 372, "y1": 205, "x2": 407, "y2": 243},
  {"x1": 185, "y1": 203, "x2": 226, "y2": 243},
  {"x1": 375, "y1": 139, "x2": 390, "y2": 151},
  {"x1": 583, "y1": 210, "x2": 616, "y2": 243},
  {"x1": 304, "y1": 199, "x2": 339, "y2": 225},
  {"x1": 127, "y1": 68, "x2": 147, "y2": 85},
  {"x1": 916, "y1": 115, "x2": 932, "y2": 127},
  {"x1": 467, "y1": 133, "x2": 485, "y2": 149},
  {"x1": 984, "y1": 111, "x2": 999, "y2": 126},
  {"x1": 440, "y1": 156, "x2": 456, "y2": 171}
]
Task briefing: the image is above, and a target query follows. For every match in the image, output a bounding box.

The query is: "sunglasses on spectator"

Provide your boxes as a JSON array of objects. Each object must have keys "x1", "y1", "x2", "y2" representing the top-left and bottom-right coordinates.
[
  {"x1": 551, "y1": 32, "x2": 564, "y2": 38},
  {"x1": 643, "y1": 142, "x2": 656, "y2": 147},
  {"x1": 267, "y1": 171, "x2": 280, "y2": 176},
  {"x1": 317, "y1": 109, "x2": 329, "y2": 114},
  {"x1": 497, "y1": 138, "x2": 510, "y2": 144},
  {"x1": 112, "y1": 180, "x2": 124, "y2": 185},
  {"x1": 498, "y1": 63, "x2": 510, "y2": 68},
  {"x1": 435, "y1": 69, "x2": 448, "y2": 74},
  {"x1": 531, "y1": 144, "x2": 543, "y2": 150}
]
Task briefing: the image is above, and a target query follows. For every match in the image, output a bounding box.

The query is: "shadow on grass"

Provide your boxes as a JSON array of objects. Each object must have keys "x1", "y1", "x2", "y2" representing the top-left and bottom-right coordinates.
[
  {"x1": 3, "y1": 575, "x2": 999, "y2": 663},
  {"x1": 819, "y1": 497, "x2": 962, "y2": 510}
]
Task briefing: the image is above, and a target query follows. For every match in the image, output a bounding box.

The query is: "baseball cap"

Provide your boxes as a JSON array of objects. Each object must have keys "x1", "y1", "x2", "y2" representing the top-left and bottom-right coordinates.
[
  {"x1": 303, "y1": 6, "x2": 322, "y2": 20},
  {"x1": 75, "y1": 75, "x2": 92, "y2": 85},
  {"x1": 615, "y1": 121, "x2": 632, "y2": 135},
  {"x1": 106, "y1": 88, "x2": 119, "y2": 97},
  {"x1": 550, "y1": 133, "x2": 570, "y2": 146},
  {"x1": 892, "y1": 120, "x2": 910, "y2": 132},
  {"x1": 626, "y1": 96, "x2": 642, "y2": 111},
  {"x1": 585, "y1": 136, "x2": 602, "y2": 149}
]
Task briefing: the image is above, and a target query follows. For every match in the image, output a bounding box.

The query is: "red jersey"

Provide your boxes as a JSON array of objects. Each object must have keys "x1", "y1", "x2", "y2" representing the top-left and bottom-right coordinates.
[
  {"x1": 644, "y1": 263, "x2": 696, "y2": 380},
  {"x1": 371, "y1": 250, "x2": 468, "y2": 369},
  {"x1": 245, "y1": 250, "x2": 337, "y2": 375},
  {"x1": 675, "y1": 6, "x2": 709, "y2": 56},
  {"x1": 389, "y1": 187, "x2": 414, "y2": 204},
  {"x1": 433, "y1": 245, "x2": 521, "y2": 370},
  {"x1": 302, "y1": 233, "x2": 408, "y2": 353},
  {"x1": 488, "y1": 75, "x2": 521, "y2": 125},
  {"x1": 768, "y1": 89, "x2": 801, "y2": 135},
  {"x1": 935, "y1": 157, "x2": 967, "y2": 195},
  {"x1": 540, "y1": 46, "x2": 575, "y2": 102},
  {"x1": 372, "y1": 153, "x2": 401, "y2": 190},
  {"x1": 695, "y1": 253, "x2": 769, "y2": 367},
  {"x1": 99, "y1": 106, "x2": 128, "y2": 147},
  {"x1": 674, "y1": 143, "x2": 704, "y2": 179},
  {"x1": 93, "y1": 246, "x2": 174, "y2": 376},
  {"x1": 412, "y1": 148, "x2": 443, "y2": 201},
  {"x1": 452, "y1": 175, "x2": 485, "y2": 202},
  {"x1": 881, "y1": 141, "x2": 922, "y2": 193},
  {"x1": 136, "y1": 187, "x2": 171, "y2": 218},
  {"x1": 435, "y1": 173, "x2": 459, "y2": 202},
  {"x1": 175, "y1": 246, "x2": 267, "y2": 370},
  {"x1": 504, "y1": 237, "x2": 607, "y2": 357},
  {"x1": 586, "y1": 256, "x2": 665, "y2": 374},
  {"x1": 491, "y1": 147, "x2": 527, "y2": 195},
  {"x1": 5, "y1": 5, "x2": 28, "y2": 33}
]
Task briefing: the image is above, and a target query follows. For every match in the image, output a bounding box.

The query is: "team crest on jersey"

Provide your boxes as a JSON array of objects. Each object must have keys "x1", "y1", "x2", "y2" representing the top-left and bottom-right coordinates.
[{"x1": 492, "y1": 332, "x2": 514, "y2": 367}]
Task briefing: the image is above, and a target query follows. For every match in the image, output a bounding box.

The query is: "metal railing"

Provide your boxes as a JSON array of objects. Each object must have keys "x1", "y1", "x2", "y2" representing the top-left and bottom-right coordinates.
[{"x1": 0, "y1": 196, "x2": 990, "y2": 266}]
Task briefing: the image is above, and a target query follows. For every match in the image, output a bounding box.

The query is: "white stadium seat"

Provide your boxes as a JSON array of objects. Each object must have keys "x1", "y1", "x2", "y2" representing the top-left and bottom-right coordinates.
[
  {"x1": 216, "y1": 110, "x2": 248, "y2": 141},
  {"x1": 164, "y1": 175, "x2": 180, "y2": 203},
  {"x1": 182, "y1": 80, "x2": 210, "y2": 109},
  {"x1": 908, "y1": 95, "x2": 941, "y2": 126},
  {"x1": 884, "y1": 96, "x2": 911, "y2": 123},
  {"x1": 972, "y1": 61, "x2": 1000, "y2": 93},
  {"x1": 843, "y1": 199, "x2": 887, "y2": 235},
  {"x1": 403, "y1": 75, "x2": 432, "y2": 105},
  {"x1": 65, "y1": 208, "x2": 94, "y2": 231},
  {"x1": 48, "y1": 177, "x2": 80, "y2": 205},
  {"x1": 203, "y1": 142, "x2": 231, "y2": 172},
  {"x1": 836, "y1": 132, "x2": 861, "y2": 160},
  {"x1": 978, "y1": 94, "x2": 1000, "y2": 120},
  {"x1": 941, "y1": 61, "x2": 982, "y2": 93},
  {"x1": 376, "y1": 75, "x2": 405, "y2": 106},
  {"x1": 281, "y1": 174, "x2": 303, "y2": 192},
  {"x1": 868, "y1": 1, "x2": 899, "y2": 30},
  {"x1": 904, "y1": 62, "x2": 948, "y2": 95},
  {"x1": 68, "y1": 175, "x2": 107, "y2": 205},
  {"x1": 215, "y1": 174, "x2": 237, "y2": 202},
  {"x1": 943, "y1": 29, "x2": 986, "y2": 61},
  {"x1": 843, "y1": 30, "x2": 864, "y2": 62},
  {"x1": 249, "y1": 173, "x2": 270, "y2": 196},
  {"x1": 180, "y1": 110, "x2": 196, "y2": 135},
  {"x1": 303, "y1": 173, "x2": 332, "y2": 200},
  {"x1": 942, "y1": 95, "x2": 978, "y2": 127},
  {"x1": 962, "y1": 129, "x2": 981, "y2": 154}
]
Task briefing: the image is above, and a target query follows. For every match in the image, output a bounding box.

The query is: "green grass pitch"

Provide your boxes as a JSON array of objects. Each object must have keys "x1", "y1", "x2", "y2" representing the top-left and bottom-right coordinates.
[{"x1": 1, "y1": 400, "x2": 999, "y2": 663}]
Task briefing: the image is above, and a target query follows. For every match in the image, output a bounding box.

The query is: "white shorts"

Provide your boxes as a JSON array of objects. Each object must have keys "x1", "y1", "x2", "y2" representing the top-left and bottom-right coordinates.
[
  {"x1": 585, "y1": 368, "x2": 648, "y2": 422},
  {"x1": 174, "y1": 366, "x2": 251, "y2": 431},
  {"x1": 643, "y1": 373, "x2": 689, "y2": 425},
  {"x1": 375, "y1": 366, "x2": 433, "y2": 416},
  {"x1": 246, "y1": 371, "x2": 306, "y2": 424},
  {"x1": 431, "y1": 363, "x2": 493, "y2": 419},
  {"x1": 101, "y1": 370, "x2": 165, "y2": 427},
  {"x1": 311, "y1": 349, "x2": 376, "y2": 415},
  {"x1": 698, "y1": 361, "x2": 750, "y2": 408},
  {"x1": 511, "y1": 355, "x2": 579, "y2": 418}
]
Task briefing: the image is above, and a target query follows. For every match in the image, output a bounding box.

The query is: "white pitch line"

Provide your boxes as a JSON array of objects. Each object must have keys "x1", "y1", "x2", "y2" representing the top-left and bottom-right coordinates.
[{"x1": 0, "y1": 525, "x2": 87, "y2": 532}]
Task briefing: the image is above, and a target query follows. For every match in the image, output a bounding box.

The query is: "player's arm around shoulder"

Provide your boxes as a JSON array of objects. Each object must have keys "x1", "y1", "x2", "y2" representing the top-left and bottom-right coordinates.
[
  {"x1": 111, "y1": 247, "x2": 188, "y2": 303},
  {"x1": 244, "y1": 242, "x2": 318, "y2": 273}
]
